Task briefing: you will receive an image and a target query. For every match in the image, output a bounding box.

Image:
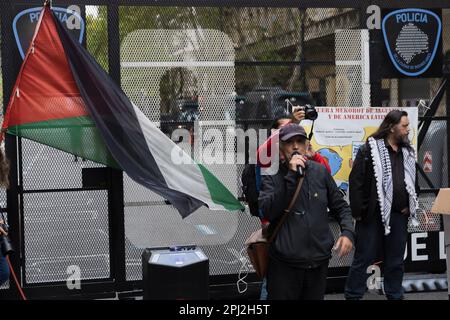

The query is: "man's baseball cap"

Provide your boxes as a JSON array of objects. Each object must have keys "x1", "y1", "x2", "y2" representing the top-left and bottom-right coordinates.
[{"x1": 279, "y1": 123, "x2": 308, "y2": 142}]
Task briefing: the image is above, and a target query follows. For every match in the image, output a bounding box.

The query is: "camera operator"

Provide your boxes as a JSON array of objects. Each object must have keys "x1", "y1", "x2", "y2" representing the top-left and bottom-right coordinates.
[
  {"x1": 257, "y1": 105, "x2": 329, "y2": 172},
  {"x1": 0, "y1": 219, "x2": 9, "y2": 286}
]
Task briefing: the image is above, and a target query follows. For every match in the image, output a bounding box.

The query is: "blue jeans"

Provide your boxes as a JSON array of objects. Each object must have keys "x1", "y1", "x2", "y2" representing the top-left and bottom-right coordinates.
[
  {"x1": 260, "y1": 277, "x2": 268, "y2": 300},
  {"x1": 0, "y1": 254, "x2": 9, "y2": 286},
  {"x1": 345, "y1": 210, "x2": 408, "y2": 300}
]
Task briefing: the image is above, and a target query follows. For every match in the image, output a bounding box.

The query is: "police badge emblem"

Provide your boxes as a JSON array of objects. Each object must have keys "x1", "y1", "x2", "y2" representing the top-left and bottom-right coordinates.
[{"x1": 382, "y1": 8, "x2": 442, "y2": 77}]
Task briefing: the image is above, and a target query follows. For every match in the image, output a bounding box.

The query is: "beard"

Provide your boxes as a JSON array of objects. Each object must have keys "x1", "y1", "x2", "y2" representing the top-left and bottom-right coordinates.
[{"x1": 395, "y1": 132, "x2": 410, "y2": 147}]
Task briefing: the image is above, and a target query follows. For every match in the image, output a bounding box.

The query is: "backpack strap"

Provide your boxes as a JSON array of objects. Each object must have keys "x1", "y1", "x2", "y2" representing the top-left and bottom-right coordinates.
[{"x1": 267, "y1": 175, "x2": 304, "y2": 243}]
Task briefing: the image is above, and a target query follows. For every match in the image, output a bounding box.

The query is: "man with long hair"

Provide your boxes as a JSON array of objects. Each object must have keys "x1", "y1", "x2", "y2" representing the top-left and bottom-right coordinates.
[{"x1": 345, "y1": 110, "x2": 419, "y2": 300}]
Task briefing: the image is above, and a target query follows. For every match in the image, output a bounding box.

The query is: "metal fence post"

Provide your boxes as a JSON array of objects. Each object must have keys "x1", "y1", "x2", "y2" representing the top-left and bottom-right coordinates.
[{"x1": 107, "y1": 1, "x2": 127, "y2": 292}]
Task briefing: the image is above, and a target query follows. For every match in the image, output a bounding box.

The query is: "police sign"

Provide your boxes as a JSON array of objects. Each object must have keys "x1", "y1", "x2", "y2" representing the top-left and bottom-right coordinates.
[
  {"x1": 382, "y1": 8, "x2": 442, "y2": 77},
  {"x1": 13, "y1": 6, "x2": 85, "y2": 60}
]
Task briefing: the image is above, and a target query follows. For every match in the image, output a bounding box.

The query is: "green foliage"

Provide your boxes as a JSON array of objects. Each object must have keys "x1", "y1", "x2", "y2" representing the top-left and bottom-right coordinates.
[
  {"x1": 84, "y1": 6, "x2": 306, "y2": 95},
  {"x1": 86, "y1": 6, "x2": 108, "y2": 72}
]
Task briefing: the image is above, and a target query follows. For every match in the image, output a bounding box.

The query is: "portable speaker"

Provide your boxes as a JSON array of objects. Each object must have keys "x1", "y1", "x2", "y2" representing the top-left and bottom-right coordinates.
[{"x1": 142, "y1": 246, "x2": 209, "y2": 300}]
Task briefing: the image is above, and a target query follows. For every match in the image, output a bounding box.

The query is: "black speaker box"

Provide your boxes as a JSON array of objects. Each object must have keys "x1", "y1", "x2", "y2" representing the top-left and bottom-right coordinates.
[{"x1": 142, "y1": 246, "x2": 209, "y2": 300}]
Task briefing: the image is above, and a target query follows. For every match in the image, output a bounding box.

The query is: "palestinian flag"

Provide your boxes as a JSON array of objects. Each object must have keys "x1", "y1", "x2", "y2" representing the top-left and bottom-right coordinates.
[{"x1": 2, "y1": 3, "x2": 243, "y2": 217}]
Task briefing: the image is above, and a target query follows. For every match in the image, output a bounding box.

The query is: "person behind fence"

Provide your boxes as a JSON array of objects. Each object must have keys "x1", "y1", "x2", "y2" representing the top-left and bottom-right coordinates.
[
  {"x1": 344, "y1": 110, "x2": 419, "y2": 300},
  {"x1": 0, "y1": 145, "x2": 10, "y2": 286},
  {"x1": 258, "y1": 123, "x2": 354, "y2": 300}
]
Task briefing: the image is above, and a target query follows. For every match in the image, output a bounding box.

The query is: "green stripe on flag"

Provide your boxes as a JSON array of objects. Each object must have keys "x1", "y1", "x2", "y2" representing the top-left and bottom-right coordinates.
[
  {"x1": 198, "y1": 164, "x2": 244, "y2": 211},
  {"x1": 8, "y1": 116, "x2": 119, "y2": 168}
]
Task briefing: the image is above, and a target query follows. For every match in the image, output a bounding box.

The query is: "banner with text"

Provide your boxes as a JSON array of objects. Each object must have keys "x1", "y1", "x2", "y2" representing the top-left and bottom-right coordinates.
[{"x1": 302, "y1": 107, "x2": 418, "y2": 192}]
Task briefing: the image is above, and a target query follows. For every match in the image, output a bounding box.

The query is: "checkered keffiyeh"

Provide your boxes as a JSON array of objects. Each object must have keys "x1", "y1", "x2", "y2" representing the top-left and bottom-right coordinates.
[{"x1": 368, "y1": 137, "x2": 419, "y2": 235}]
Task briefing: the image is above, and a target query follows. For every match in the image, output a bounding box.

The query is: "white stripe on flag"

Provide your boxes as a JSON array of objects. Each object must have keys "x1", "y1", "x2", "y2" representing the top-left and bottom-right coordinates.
[{"x1": 132, "y1": 104, "x2": 224, "y2": 210}]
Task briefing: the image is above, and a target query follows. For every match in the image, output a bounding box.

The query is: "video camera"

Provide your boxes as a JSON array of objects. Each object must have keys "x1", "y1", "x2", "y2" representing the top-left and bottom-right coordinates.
[
  {"x1": 292, "y1": 104, "x2": 318, "y2": 121},
  {"x1": 285, "y1": 99, "x2": 318, "y2": 121}
]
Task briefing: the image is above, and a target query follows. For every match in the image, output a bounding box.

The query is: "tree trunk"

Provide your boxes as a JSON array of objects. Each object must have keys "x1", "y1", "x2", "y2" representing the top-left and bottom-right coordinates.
[{"x1": 287, "y1": 9, "x2": 307, "y2": 92}]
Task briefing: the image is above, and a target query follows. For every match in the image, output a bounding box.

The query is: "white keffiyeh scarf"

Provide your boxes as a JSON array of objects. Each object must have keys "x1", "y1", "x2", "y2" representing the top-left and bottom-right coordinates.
[{"x1": 368, "y1": 137, "x2": 420, "y2": 235}]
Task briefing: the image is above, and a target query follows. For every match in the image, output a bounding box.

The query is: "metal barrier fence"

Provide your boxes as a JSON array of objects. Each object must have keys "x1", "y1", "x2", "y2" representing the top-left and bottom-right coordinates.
[{"x1": 0, "y1": 0, "x2": 449, "y2": 299}]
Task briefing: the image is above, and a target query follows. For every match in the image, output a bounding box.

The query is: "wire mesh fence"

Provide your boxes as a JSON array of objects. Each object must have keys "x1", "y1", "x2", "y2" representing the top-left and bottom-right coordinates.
[{"x1": 0, "y1": 1, "x2": 449, "y2": 295}]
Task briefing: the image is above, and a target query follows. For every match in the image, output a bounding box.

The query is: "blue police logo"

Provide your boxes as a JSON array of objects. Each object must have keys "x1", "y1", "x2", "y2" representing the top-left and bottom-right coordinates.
[
  {"x1": 13, "y1": 7, "x2": 85, "y2": 60},
  {"x1": 382, "y1": 9, "x2": 441, "y2": 77}
]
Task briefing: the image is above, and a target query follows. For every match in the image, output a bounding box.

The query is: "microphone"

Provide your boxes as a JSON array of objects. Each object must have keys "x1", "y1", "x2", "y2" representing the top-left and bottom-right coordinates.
[{"x1": 291, "y1": 151, "x2": 305, "y2": 177}]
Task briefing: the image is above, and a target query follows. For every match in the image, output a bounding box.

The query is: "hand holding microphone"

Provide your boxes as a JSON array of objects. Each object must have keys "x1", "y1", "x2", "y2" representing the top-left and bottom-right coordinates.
[{"x1": 290, "y1": 151, "x2": 307, "y2": 176}]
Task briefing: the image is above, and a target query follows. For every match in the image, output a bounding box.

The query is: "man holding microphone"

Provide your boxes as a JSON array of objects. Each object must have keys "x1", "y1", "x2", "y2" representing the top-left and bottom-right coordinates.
[{"x1": 258, "y1": 123, "x2": 354, "y2": 300}]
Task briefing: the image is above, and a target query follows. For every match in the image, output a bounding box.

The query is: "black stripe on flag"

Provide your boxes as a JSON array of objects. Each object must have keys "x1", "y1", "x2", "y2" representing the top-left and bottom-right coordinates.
[{"x1": 54, "y1": 14, "x2": 204, "y2": 217}]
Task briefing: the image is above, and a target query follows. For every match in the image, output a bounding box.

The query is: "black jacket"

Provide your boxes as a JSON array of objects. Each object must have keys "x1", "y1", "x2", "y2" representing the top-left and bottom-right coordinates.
[
  {"x1": 258, "y1": 161, "x2": 355, "y2": 268},
  {"x1": 349, "y1": 143, "x2": 380, "y2": 221}
]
